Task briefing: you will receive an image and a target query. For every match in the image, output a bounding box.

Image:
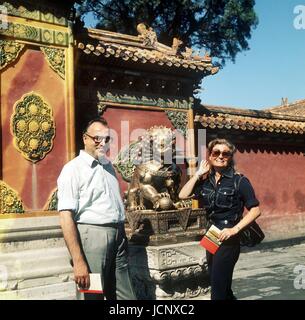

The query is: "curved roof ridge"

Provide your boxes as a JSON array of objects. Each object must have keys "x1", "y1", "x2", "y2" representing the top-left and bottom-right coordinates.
[{"x1": 201, "y1": 104, "x2": 305, "y2": 122}]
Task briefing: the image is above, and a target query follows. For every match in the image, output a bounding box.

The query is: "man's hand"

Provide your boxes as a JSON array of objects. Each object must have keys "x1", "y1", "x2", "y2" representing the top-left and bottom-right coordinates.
[{"x1": 74, "y1": 259, "x2": 90, "y2": 289}]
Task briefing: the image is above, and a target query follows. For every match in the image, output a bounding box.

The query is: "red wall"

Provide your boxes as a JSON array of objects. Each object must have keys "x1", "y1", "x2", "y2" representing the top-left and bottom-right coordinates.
[
  {"x1": 235, "y1": 144, "x2": 305, "y2": 216},
  {"x1": 102, "y1": 107, "x2": 187, "y2": 194},
  {"x1": 1, "y1": 48, "x2": 67, "y2": 210},
  {"x1": 233, "y1": 143, "x2": 305, "y2": 239}
]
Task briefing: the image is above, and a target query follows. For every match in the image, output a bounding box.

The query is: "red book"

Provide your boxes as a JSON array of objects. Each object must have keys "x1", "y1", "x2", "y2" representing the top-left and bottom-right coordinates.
[
  {"x1": 200, "y1": 225, "x2": 222, "y2": 255},
  {"x1": 78, "y1": 273, "x2": 103, "y2": 294}
]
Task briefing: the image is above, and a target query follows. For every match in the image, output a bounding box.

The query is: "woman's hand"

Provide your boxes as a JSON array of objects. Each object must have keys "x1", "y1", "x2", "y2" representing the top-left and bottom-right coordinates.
[
  {"x1": 179, "y1": 160, "x2": 210, "y2": 199},
  {"x1": 195, "y1": 160, "x2": 210, "y2": 179},
  {"x1": 219, "y1": 227, "x2": 238, "y2": 242}
]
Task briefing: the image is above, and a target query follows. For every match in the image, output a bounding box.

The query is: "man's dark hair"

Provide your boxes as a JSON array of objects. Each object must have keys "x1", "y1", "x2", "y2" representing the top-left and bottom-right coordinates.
[{"x1": 82, "y1": 117, "x2": 108, "y2": 134}]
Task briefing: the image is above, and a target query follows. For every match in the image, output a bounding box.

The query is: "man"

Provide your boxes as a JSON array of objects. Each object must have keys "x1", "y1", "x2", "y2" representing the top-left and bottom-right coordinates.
[{"x1": 57, "y1": 117, "x2": 136, "y2": 300}]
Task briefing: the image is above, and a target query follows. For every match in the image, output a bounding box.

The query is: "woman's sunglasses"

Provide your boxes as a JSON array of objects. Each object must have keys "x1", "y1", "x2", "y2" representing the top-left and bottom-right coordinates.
[
  {"x1": 210, "y1": 149, "x2": 232, "y2": 159},
  {"x1": 85, "y1": 133, "x2": 112, "y2": 144}
]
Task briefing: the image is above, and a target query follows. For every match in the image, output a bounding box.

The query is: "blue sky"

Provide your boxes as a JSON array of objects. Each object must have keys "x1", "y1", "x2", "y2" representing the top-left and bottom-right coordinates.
[
  {"x1": 201, "y1": 0, "x2": 305, "y2": 110},
  {"x1": 84, "y1": 0, "x2": 305, "y2": 110}
]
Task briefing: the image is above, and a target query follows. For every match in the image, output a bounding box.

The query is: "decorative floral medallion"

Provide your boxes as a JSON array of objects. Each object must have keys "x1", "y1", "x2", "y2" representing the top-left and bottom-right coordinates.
[
  {"x1": 0, "y1": 181, "x2": 24, "y2": 214},
  {"x1": 45, "y1": 188, "x2": 58, "y2": 211},
  {"x1": 0, "y1": 40, "x2": 25, "y2": 70},
  {"x1": 40, "y1": 47, "x2": 65, "y2": 79},
  {"x1": 165, "y1": 110, "x2": 188, "y2": 137},
  {"x1": 11, "y1": 92, "x2": 56, "y2": 162}
]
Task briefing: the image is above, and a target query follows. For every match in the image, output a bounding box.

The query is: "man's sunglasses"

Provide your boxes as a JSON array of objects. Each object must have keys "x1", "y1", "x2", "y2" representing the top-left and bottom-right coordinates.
[
  {"x1": 85, "y1": 133, "x2": 112, "y2": 144},
  {"x1": 210, "y1": 150, "x2": 232, "y2": 158}
]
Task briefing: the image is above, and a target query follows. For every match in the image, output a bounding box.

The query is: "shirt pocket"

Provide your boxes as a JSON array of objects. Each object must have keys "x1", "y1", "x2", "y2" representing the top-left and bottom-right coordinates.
[
  {"x1": 215, "y1": 187, "x2": 235, "y2": 208},
  {"x1": 199, "y1": 187, "x2": 214, "y2": 208}
]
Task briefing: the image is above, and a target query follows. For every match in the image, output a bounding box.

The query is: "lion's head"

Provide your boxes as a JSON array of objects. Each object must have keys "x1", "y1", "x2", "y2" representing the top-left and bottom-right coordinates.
[
  {"x1": 141, "y1": 125, "x2": 176, "y2": 157},
  {"x1": 114, "y1": 126, "x2": 177, "y2": 181}
]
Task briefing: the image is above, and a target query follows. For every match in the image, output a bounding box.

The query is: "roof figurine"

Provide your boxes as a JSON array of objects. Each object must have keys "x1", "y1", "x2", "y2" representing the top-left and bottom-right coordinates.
[
  {"x1": 136, "y1": 23, "x2": 158, "y2": 48},
  {"x1": 266, "y1": 99, "x2": 305, "y2": 117},
  {"x1": 77, "y1": 23, "x2": 219, "y2": 75}
]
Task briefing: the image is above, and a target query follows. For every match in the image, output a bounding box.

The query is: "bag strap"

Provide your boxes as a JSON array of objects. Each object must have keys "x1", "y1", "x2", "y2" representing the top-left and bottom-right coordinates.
[
  {"x1": 233, "y1": 173, "x2": 245, "y2": 220},
  {"x1": 233, "y1": 173, "x2": 244, "y2": 192}
]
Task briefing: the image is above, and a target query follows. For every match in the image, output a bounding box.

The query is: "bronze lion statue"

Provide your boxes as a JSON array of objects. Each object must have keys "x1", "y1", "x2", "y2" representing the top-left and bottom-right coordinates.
[{"x1": 114, "y1": 125, "x2": 189, "y2": 211}]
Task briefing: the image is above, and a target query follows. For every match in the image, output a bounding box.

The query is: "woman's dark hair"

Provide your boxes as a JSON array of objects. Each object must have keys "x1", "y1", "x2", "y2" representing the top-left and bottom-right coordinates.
[
  {"x1": 208, "y1": 138, "x2": 236, "y2": 169},
  {"x1": 82, "y1": 117, "x2": 108, "y2": 134}
]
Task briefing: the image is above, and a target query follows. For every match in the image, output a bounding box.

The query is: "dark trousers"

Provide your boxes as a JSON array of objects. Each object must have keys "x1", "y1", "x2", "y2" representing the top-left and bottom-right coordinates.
[{"x1": 206, "y1": 239, "x2": 240, "y2": 300}]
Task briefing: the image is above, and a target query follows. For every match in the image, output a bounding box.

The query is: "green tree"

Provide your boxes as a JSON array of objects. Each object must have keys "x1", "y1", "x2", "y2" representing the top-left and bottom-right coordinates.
[{"x1": 77, "y1": 0, "x2": 258, "y2": 66}]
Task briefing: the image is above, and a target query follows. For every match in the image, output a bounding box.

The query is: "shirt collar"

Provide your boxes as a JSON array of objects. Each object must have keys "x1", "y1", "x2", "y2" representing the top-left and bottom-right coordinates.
[
  {"x1": 210, "y1": 166, "x2": 234, "y2": 178},
  {"x1": 222, "y1": 167, "x2": 234, "y2": 178},
  {"x1": 79, "y1": 150, "x2": 99, "y2": 168}
]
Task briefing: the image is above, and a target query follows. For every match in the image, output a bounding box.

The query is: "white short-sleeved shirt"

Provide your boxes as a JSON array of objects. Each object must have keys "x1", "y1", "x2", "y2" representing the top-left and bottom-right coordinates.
[{"x1": 57, "y1": 150, "x2": 125, "y2": 224}]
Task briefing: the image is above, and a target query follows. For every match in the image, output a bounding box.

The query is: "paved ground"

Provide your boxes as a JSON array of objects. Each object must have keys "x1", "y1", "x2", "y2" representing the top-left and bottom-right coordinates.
[{"x1": 232, "y1": 240, "x2": 305, "y2": 300}]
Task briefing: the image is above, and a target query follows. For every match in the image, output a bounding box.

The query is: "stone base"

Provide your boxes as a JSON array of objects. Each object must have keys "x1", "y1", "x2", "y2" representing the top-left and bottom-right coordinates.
[
  {"x1": 125, "y1": 208, "x2": 207, "y2": 246},
  {"x1": 127, "y1": 228, "x2": 206, "y2": 246},
  {"x1": 128, "y1": 241, "x2": 210, "y2": 300},
  {"x1": 0, "y1": 215, "x2": 75, "y2": 300}
]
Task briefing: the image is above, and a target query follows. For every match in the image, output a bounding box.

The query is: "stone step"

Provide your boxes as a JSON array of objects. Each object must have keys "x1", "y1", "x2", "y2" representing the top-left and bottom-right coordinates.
[
  {"x1": 0, "y1": 237, "x2": 66, "y2": 254},
  {"x1": 0, "y1": 216, "x2": 77, "y2": 300},
  {"x1": 0, "y1": 247, "x2": 73, "y2": 282},
  {"x1": 0, "y1": 216, "x2": 64, "y2": 254},
  {"x1": 3, "y1": 267, "x2": 73, "y2": 290},
  {"x1": 0, "y1": 245, "x2": 74, "y2": 296},
  {"x1": 1, "y1": 246, "x2": 69, "y2": 264},
  {"x1": 1, "y1": 247, "x2": 69, "y2": 261},
  {"x1": 0, "y1": 281, "x2": 77, "y2": 300}
]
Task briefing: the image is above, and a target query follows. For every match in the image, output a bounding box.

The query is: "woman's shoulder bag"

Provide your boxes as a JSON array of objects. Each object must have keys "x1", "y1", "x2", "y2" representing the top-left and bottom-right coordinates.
[{"x1": 234, "y1": 174, "x2": 265, "y2": 247}]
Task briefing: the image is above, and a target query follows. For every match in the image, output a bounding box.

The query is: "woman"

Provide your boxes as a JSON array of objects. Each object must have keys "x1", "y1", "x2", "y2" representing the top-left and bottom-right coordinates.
[{"x1": 179, "y1": 138, "x2": 261, "y2": 300}]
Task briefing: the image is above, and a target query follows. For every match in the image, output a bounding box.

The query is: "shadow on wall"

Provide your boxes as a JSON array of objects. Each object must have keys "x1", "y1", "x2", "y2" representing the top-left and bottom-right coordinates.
[
  {"x1": 237, "y1": 144, "x2": 304, "y2": 156},
  {"x1": 261, "y1": 190, "x2": 277, "y2": 208},
  {"x1": 294, "y1": 191, "x2": 305, "y2": 211}
]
